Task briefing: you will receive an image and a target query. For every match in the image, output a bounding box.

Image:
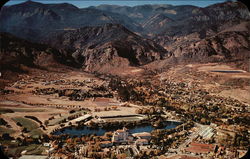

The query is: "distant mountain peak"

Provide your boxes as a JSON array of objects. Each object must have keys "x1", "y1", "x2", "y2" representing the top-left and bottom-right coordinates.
[
  {"x1": 48, "y1": 2, "x2": 79, "y2": 10},
  {"x1": 20, "y1": 0, "x2": 44, "y2": 6}
]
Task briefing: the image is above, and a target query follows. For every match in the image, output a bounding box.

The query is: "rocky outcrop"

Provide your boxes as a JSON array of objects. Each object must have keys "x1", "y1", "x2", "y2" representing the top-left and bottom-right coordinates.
[
  {"x1": 142, "y1": 14, "x2": 174, "y2": 34},
  {"x1": 173, "y1": 30, "x2": 250, "y2": 69},
  {"x1": 0, "y1": 32, "x2": 65, "y2": 71},
  {"x1": 45, "y1": 24, "x2": 167, "y2": 72}
]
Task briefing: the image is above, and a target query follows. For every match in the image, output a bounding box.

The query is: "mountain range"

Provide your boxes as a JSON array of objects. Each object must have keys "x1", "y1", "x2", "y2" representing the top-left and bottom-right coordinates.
[
  {"x1": 44, "y1": 23, "x2": 167, "y2": 71},
  {"x1": 0, "y1": 1, "x2": 249, "y2": 73}
]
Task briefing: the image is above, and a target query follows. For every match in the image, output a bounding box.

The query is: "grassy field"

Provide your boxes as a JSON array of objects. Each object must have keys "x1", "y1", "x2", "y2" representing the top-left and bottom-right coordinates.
[
  {"x1": 12, "y1": 117, "x2": 39, "y2": 131},
  {"x1": 11, "y1": 117, "x2": 44, "y2": 137},
  {"x1": 7, "y1": 144, "x2": 47, "y2": 156},
  {"x1": 29, "y1": 128, "x2": 44, "y2": 137},
  {"x1": 0, "y1": 126, "x2": 15, "y2": 134},
  {"x1": 0, "y1": 108, "x2": 46, "y2": 114},
  {"x1": 26, "y1": 145, "x2": 47, "y2": 155},
  {"x1": 0, "y1": 108, "x2": 14, "y2": 114}
]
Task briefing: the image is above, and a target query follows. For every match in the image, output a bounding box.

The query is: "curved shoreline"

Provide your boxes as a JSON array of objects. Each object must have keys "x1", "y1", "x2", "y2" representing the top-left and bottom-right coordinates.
[{"x1": 51, "y1": 120, "x2": 183, "y2": 137}]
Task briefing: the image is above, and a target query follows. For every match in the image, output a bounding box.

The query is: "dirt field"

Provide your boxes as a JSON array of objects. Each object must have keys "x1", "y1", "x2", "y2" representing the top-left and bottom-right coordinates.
[
  {"x1": 92, "y1": 106, "x2": 139, "y2": 117},
  {"x1": 159, "y1": 63, "x2": 250, "y2": 105},
  {"x1": 0, "y1": 102, "x2": 69, "y2": 136},
  {"x1": 0, "y1": 68, "x2": 143, "y2": 137},
  {"x1": 218, "y1": 87, "x2": 250, "y2": 105}
]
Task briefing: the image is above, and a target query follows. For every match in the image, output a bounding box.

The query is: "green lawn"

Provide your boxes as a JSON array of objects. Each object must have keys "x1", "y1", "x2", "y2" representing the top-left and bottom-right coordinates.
[
  {"x1": 12, "y1": 117, "x2": 39, "y2": 131},
  {"x1": 11, "y1": 117, "x2": 44, "y2": 137},
  {"x1": 30, "y1": 128, "x2": 44, "y2": 137},
  {"x1": 0, "y1": 126, "x2": 15, "y2": 134},
  {"x1": 7, "y1": 144, "x2": 46, "y2": 156},
  {"x1": 0, "y1": 108, "x2": 14, "y2": 114},
  {"x1": 0, "y1": 108, "x2": 46, "y2": 115},
  {"x1": 26, "y1": 145, "x2": 47, "y2": 155}
]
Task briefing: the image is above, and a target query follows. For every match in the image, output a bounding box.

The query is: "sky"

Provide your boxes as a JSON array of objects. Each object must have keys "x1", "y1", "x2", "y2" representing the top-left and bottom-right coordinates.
[{"x1": 5, "y1": 0, "x2": 230, "y2": 8}]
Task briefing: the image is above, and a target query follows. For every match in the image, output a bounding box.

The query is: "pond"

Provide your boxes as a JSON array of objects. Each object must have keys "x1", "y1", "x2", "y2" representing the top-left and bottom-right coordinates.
[
  {"x1": 53, "y1": 121, "x2": 182, "y2": 136},
  {"x1": 211, "y1": 70, "x2": 244, "y2": 73}
]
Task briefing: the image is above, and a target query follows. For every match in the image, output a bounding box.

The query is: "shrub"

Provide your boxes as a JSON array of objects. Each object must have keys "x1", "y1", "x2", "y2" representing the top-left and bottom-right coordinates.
[
  {"x1": 24, "y1": 116, "x2": 42, "y2": 125},
  {"x1": 0, "y1": 118, "x2": 7, "y2": 125}
]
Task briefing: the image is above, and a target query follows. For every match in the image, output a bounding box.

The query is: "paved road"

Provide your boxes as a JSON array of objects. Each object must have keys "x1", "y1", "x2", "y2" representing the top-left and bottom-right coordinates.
[{"x1": 167, "y1": 123, "x2": 204, "y2": 155}]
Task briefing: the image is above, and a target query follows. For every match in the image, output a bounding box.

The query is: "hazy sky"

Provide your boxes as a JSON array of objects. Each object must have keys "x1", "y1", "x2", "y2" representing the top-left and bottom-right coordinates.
[{"x1": 5, "y1": 0, "x2": 230, "y2": 8}]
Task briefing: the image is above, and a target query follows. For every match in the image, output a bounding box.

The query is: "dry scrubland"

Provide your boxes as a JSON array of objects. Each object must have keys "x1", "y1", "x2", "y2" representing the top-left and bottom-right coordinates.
[
  {"x1": 158, "y1": 63, "x2": 250, "y2": 105},
  {"x1": 0, "y1": 68, "x2": 139, "y2": 138},
  {"x1": 0, "y1": 63, "x2": 249, "y2": 138}
]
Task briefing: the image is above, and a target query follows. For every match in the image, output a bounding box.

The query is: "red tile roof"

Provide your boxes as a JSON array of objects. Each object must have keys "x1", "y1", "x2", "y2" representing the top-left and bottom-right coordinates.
[
  {"x1": 100, "y1": 141, "x2": 112, "y2": 144},
  {"x1": 136, "y1": 139, "x2": 148, "y2": 142},
  {"x1": 116, "y1": 129, "x2": 125, "y2": 133},
  {"x1": 134, "y1": 132, "x2": 151, "y2": 136}
]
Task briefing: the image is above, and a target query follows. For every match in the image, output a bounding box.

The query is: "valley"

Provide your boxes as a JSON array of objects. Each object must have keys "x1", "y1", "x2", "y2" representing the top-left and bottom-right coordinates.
[
  {"x1": 0, "y1": 62, "x2": 249, "y2": 158},
  {"x1": 0, "y1": 0, "x2": 249, "y2": 158}
]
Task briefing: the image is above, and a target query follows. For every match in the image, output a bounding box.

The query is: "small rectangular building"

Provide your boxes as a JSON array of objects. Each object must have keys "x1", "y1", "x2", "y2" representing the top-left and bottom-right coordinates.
[{"x1": 132, "y1": 132, "x2": 151, "y2": 140}]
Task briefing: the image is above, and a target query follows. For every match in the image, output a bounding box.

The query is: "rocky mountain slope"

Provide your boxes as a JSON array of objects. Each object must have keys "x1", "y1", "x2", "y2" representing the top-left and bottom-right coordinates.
[
  {"x1": 0, "y1": 32, "x2": 67, "y2": 72},
  {"x1": 174, "y1": 29, "x2": 250, "y2": 69},
  {"x1": 93, "y1": 1, "x2": 250, "y2": 35},
  {"x1": 149, "y1": 24, "x2": 250, "y2": 71},
  {"x1": 141, "y1": 14, "x2": 174, "y2": 34},
  {"x1": 45, "y1": 23, "x2": 167, "y2": 72},
  {"x1": 0, "y1": 1, "x2": 249, "y2": 73},
  {"x1": 1, "y1": 23, "x2": 167, "y2": 73},
  {"x1": 0, "y1": 1, "x2": 142, "y2": 42},
  {"x1": 1, "y1": 1, "x2": 249, "y2": 40},
  {"x1": 162, "y1": 1, "x2": 249, "y2": 35},
  {"x1": 93, "y1": 4, "x2": 197, "y2": 24}
]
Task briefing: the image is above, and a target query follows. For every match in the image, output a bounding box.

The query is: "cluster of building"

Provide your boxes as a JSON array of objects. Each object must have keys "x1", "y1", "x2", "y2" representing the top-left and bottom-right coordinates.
[
  {"x1": 111, "y1": 127, "x2": 151, "y2": 146},
  {"x1": 59, "y1": 127, "x2": 152, "y2": 158},
  {"x1": 90, "y1": 127, "x2": 152, "y2": 149}
]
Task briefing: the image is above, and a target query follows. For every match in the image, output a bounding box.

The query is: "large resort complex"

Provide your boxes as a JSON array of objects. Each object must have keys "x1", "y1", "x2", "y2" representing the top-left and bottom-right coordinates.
[{"x1": 112, "y1": 127, "x2": 151, "y2": 145}]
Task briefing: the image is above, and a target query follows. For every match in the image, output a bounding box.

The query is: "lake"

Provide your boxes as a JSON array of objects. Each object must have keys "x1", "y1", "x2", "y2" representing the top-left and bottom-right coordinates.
[
  {"x1": 53, "y1": 121, "x2": 182, "y2": 136},
  {"x1": 211, "y1": 70, "x2": 244, "y2": 73}
]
